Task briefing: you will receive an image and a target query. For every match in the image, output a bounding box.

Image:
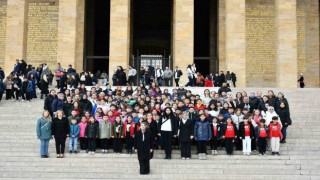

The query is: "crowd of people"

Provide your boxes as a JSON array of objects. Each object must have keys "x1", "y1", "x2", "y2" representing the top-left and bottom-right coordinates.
[{"x1": 0, "y1": 61, "x2": 291, "y2": 175}]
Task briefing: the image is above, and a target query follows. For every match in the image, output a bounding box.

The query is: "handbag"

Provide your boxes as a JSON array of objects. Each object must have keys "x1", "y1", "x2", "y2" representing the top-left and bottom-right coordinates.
[
  {"x1": 80, "y1": 75, "x2": 86, "y2": 81},
  {"x1": 55, "y1": 71, "x2": 62, "y2": 77}
]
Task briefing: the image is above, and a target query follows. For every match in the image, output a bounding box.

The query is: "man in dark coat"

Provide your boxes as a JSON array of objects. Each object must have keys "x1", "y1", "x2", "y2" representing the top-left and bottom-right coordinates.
[
  {"x1": 44, "y1": 89, "x2": 57, "y2": 117},
  {"x1": 134, "y1": 123, "x2": 154, "y2": 175},
  {"x1": 178, "y1": 112, "x2": 194, "y2": 159}
]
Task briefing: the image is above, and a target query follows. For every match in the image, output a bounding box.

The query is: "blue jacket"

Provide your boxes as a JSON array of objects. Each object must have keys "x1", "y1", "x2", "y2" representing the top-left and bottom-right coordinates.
[
  {"x1": 194, "y1": 121, "x2": 212, "y2": 141},
  {"x1": 70, "y1": 124, "x2": 80, "y2": 137},
  {"x1": 36, "y1": 117, "x2": 52, "y2": 140},
  {"x1": 21, "y1": 80, "x2": 33, "y2": 93},
  {"x1": 52, "y1": 99, "x2": 64, "y2": 112}
]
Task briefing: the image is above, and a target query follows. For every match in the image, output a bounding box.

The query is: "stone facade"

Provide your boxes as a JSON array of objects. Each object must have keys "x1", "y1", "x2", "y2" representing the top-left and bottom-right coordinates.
[{"x1": 0, "y1": 0, "x2": 319, "y2": 87}]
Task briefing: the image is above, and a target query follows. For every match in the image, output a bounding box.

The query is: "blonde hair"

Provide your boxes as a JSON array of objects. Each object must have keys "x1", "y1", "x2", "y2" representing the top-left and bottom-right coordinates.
[{"x1": 43, "y1": 110, "x2": 52, "y2": 122}]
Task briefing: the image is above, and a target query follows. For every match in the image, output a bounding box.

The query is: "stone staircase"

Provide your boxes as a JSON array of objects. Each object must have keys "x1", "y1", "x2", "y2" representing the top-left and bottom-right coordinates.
[{"x1": 0, "y1": 88, "x2": 319, "y2": 179}]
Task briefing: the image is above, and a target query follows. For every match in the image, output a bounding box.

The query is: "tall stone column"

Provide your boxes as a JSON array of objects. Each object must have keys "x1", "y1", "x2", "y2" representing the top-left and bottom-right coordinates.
[
  {"x1": 218, "y1": 0, "x2": 226, "y2": 73},
  {"x1": 172, "y1": 0, "x2": 194, "y2": 85},
  {"x1": 109, "y1": 0, "x2": 131, "y2": 83},
  {"x1": 57, "y1": 0, "x2": 85, "y2": 72},
  {"x1": 4, "y1": 0, "x2": 27, "y2": 76},
  {"x1": 225, "y1": 0, "x2": 246, "y2": 87},
  {"x1": 276, "y1": 0, "x2": 298, "y2": 88}
]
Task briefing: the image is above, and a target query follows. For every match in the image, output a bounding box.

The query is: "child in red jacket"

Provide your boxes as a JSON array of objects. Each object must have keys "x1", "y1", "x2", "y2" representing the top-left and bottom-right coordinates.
[
  {"x1": 269, "y1": 116, "x2": 283, "y2": 156},
  {"x1": 123, "y1": 116, "x2": 136, "y2": 154}
]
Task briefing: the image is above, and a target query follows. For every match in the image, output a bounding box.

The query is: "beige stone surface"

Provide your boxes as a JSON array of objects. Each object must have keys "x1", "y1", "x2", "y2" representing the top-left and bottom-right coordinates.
[
  {"x1": 0, "y1": 0, "x2": 7, "y2": 68},
  {"x1": 225, "y1": 0, "x2": 246, "y2": 87},
  {"x1": 4, "y1": 0, "x2": 26, "y2": 76},
  {"x1": 276, "y1": 0, "x2": 298, "y2": 88},
  {"x1": 57, "y1": 0, "x2": 85, "y2": 72},
  {"x1": 218, "y1": 0, "x2": 226, "y2": 73},
  {"x1": 75, "y1": 0, "x2": 85, "y2": 72},
  {"x1": 172, "y1": 0, "x2": 194, "y2": 85},
  {"x1": 109, "y1": 0, "x2": 131, "y2": 82}
]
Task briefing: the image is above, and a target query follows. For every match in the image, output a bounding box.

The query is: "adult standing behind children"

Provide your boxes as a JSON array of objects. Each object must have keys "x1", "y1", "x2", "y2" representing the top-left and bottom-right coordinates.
[
  {"x1": 36, "y1": 110, "x2": 52, "y2": 158},
  {"x1": 134, "y1": 122, "x2": 154, "y2": 175},
  {"x1": 52, "y1": 110, "x2": 69, "y2": 158}
]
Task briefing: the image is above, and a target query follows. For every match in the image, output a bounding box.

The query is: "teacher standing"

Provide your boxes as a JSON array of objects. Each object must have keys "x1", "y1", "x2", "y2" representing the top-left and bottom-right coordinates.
[{"x1": 134, "y1": 123, "x2": 154, "y2": 175}]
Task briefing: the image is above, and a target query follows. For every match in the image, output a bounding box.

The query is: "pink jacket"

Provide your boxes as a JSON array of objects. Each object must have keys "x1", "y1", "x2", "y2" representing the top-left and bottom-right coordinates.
[{"x1": 78, "y1": 122, "x2": 88, "y2": 138}]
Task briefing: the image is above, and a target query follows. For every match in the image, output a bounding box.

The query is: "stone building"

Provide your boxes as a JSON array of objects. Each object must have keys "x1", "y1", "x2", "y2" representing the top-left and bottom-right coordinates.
[{"x1": 0, "y1": 0, "x2": 319, "y2": 87}]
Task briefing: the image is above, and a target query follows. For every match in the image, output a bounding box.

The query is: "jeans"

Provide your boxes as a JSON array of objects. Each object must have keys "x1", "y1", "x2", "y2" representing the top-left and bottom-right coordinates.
[
  {"x1": 281, "y1": 126, "x2": 287, "y2": 140},
  {"x1": 69, "y1": 137, "x2": 78, "y2": 151},
  {"x1": 40, "y1": 139, "x2": 50, "y2": 156}
]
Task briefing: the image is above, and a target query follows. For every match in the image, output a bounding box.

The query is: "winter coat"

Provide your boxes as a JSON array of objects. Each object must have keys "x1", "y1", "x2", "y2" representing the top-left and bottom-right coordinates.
[
  {"x1": 158, "y1": 115, "x2": 178, "y2": 135},
  {"x1": 4, "y1": 78, "x2": 12, "y2": 90},
  {"x1": 70, "y1": 124, "x2": 80, "y2": 137},
  {"x1": 277, "y1": 108, "x2": 291, "y2": 127},
  {"x1": 134, "y1": 129, "x2": 154, "y2": 161},
  {"x1": 52, "y1": 99, "x2": 65, "y2": 112},
  {"x1": 178, "y1": 119, "x2": 194, "y2": 142},
  {"x1": 78, "y1": 122, "x2": 87, "y2": 138},
  {"x1": 194, "y1": 121, "x2": 212, "y2": 141},
  {"x1": 0, "y1": 81, "x2": 5, "y2": 92},
  {"x1": 238, "y1": 122, "x2": 255, "y2": 139},
  {"x1": 44, "y1": 95, "x2": 56, "y2": 112},
  {"x1": 36, "y1": 117, "x2": 52, "y2": 140},
  {"x1": 85, "y1": 121, "x2": 99, "y2": 138},
  {"x1": 40, "y1": 79, "x2": 49, "y2": 95},
  {"x1": 144, "y1": 120, "x2": 158, "y2": 138},
  {"x1": 112, "y1": 121, "x2": 124, "y2": 138},
  {"x1": 204, "y1": 79, "x2": 213, "y2": 87},
  {"x1": 80, "y1": 99, "x2": 93, "y2": 112},
  {"x1": 99, "y1": 121, "x2": 112, "y2": 139},
  {"x1": 21, "y1": 80, "x2": 33, "y2": 93},
  {"x1": 52, "y1": 117, "x2": 69, "y2": 138}
]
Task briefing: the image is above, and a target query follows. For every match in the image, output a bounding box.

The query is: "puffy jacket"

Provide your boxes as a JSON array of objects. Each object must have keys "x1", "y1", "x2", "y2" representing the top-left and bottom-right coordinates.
[
  {"x1": 99, "y1": 121, "x2": 112, "y2": 139},
  {"x1": 194, "y1": 121, "x2": 212, "y2": 141},
  {"x1": 85, "y1": 121, "x2": 99, "y2": 138},
  {"x1": 70, "y1": 124, "x2": 80, "y2": 137},
  {"x1": 36, "y1": 117, "x2": 52, "y2": 140},
  {"x1": 78, "y1": 122, "x2": 87, "y2": 138}
]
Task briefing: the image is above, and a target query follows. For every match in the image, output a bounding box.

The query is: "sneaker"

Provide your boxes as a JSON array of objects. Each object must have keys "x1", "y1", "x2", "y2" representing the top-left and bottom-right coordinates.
[
  {"x1": 202, "y1": 154, "x2": 207, "y2": 160},
  {"x1": 74, "y1": 151, "x2": 77, "y2": 154},
  {"x1": 211, "y1": 150, "x2": 214, "y2": 155},
  {"x1": 243, "y1": 152, "x2": 246, "y2": 156},
  {"x1": 198, "y1": 154, "x2": 202, "y2": 160},
  {"x1": 182, "y1": 157, "x2": 186, "y2": 160},
  {"x1": 272, "y1": 152, "x2": 276, "y2": 155},
  {"x1": 21, "y1": 99, "x2": 25, "y2": 102},
  {"x1": 69, "y1": 150, "x2": 72, "y2": 154},
  {"x1": 186, "y1": 158, "x2": 190, "y2": 160},
  {"x1": 276, "y1": 152, "x2": 280, "y2": 156},
  {"x1": 92, "y1": 152, "x2": 95, "y2": 155},
  {"x1": 105, "y1": 150, "x2": 108, "y2": 153},
  {"x1": 259, "y1": 154, "x2": 262, "y2": 156},
  {"x1": 247, "y1": 153, "x2": 251, "y2": 156},
  {"x1": 101, "y1": 149, "x2": 105, "y2": 153},
  {"x1": 214, "y1": 150, "x2": 218, "y2": 155},
  {"x1": 27, "y1": 100, "x2": 30, "y2": 102}
]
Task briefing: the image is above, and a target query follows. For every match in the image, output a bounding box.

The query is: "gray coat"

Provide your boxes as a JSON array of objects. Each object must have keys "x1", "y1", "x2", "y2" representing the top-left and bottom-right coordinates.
[
  {"x1": 36, "y1": 117, "x2": 52, "y2": 140},
  {"x1": 99, "y1": 121, "x2": 112, "y2": 139}
]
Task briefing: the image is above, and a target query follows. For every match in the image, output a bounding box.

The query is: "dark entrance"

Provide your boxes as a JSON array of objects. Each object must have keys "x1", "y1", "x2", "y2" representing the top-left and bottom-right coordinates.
[
  {"x1": 131, "y1": 0, "x2": 173, "y2": 71},
  {"x1": 84, "y1": 0, "x2": 110, "y2": 74},
  {"x1": 194, "y1": 0, "x2": 219, "y2": 76}
]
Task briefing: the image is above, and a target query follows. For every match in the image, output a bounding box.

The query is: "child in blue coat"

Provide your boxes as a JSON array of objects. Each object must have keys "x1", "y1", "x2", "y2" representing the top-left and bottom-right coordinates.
[
  {"x1": 194, "y1": 114, "x2": 212, "y2": 160},
  {"x1": 69, "y1": 119, "x2": 80, "y2": 154}
]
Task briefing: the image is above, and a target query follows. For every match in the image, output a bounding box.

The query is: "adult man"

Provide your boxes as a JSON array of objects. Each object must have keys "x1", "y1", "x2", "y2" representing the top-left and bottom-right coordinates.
[
  {"x1": 218, "y1": 83, "x2": 231, "y2": 95},
  {"x1": 155, "y1": 65, "x2": 163, "y2": 86},
  {"x1": 52, "y1": 93, "x2": 65, "y2": 117},
  {"x1": 134, "y1": 122, "x2": 154, "y2": 175},
  {"x1": 163, "y1": 67, "x2": 173, "y2": 86},
  {"x1": 173, "y1": 66, "x2": 183, "y2": 87},
  {"x1": 67, "y1": 65, "x2": 76, "y2": 74},
  {"x1": 127, "y1": 66, "x2": 137, "y2": 86}
]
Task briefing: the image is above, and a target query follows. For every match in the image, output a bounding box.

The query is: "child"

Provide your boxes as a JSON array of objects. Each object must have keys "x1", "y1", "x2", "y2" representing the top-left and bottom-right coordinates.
[
  {"x1": 222, "y1": 117, "x2": 237, "y2": 155},
  {"x1": 256, "y1": 119, "x2": 269, "y2": 156},
  {"x1": 210, "y1": 117, "x2": 220, "y2": 155},
  {"x1": 69, "y1": 119, "x2": 80, "y2": 154},
  {"x1": 132, "y1": 112, "x2": 139, "y2": 123},
  {"x1": 238, "y1": 116, "x2": 255, "y2": 155},
  {"x1": 78, "y1": 116, "x2": 88, "y2": 153},
  {"x1": 269, "y1": 116, "x2": 283, "y2": 155},
  {"x1": 112, "y1": 116, "x2": 124, "y2": 153},
  {"x1": 99, "y1": 115, "x2": 112, "y2": 153},
  {"x1": 123, "y1": 115, "x2": 136, "y2": 154},
  {"x1": 85, "y1": 117, "x2": 99, "y2": 154},
  {"x1": 194, "y1": 114, "x2": 212, "y2": 160}
]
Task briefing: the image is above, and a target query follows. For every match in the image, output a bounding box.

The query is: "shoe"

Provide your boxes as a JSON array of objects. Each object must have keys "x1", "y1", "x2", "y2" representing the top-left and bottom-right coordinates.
[
  {"x1": 186, "y1": 158, "x2": 190, "y2": 160},
  {"x1": 41, "y1": 155, "x2": 45, "y2": 158},
  {"x1": 61, "y1": 154, "x2": 64, "y2": 158},
  {"x1": 198, "y1": 154, "x2": 202, "y2": 160},
  {"x1": 74, "y1": 151, "x2": 77, "y2": 154},
  {"x1": 202, "y1": 154, "x2": 207, "y2": 160},
  {"x1": 21, "y1": 100, "x2": 24, "y2": 102},
  {"x1": 182, "y1": 157, "x2": 186, "y2": 160},
  {"x1": 105, "y1": 150, "x2": 108, "y2": 153},
  {"x1": 27, "y1": 100, "x2": 30, "y2": 102},
  {"x1": 247, "y1": 153, "x2": 250, "y2": 156},
  {"x1": 56, "y1": 154, "x2": 60, "y2": 158},
  {"x1": 86, "y1": 150, "x2": 89, "y2": 153},
  {"x1": 69, "y1": 150, "x2": 72, "y2": 154},
  {"x1": 211, "y1": 150, "x2": 214, "y2": 155},
  {"x1": 214, "y1": 150, "x2": 218, "y2": 155},
  {"x1": 101, "y1": 150, "x2": 105, "y2": 153},
  {"x1": 272, "y1": 152, "x2": 275, "y2": 155},
  {"x1": 259, "y1": 154, "x2": 262, "y2": 156},
  {"x1": 168, "y1": 154, "x2": 171, "y2": 159},
  {"x1": 243, "y1": 153, "x2": 246, "y2": 156},
  {"x1": 276, "y1": 152, "x2": 280, "y2": 156},
  {"x1": 92, "y1": 152, "x2": 95, "y2": 155}
]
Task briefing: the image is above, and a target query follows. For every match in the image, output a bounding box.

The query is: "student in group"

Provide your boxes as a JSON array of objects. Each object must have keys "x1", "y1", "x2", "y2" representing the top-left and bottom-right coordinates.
[
  {"x1": 78, "y1": 116, "x2": 88, "y2": 153},
  {"x1": 99, "y1": 115, "x2": 112, "y2": 154},
  {"x1": 210, "y1": 117, "x2": 220, "y2": 155},
  {"x1": 123, "y1": 115, "x2": 136, "y2": 154},
  {"x1": 222, "y1": 117, "x2": 237, "y2": 155},
  {"x1": 85, "y1": 117, "x2": 99, "y2": 155},
  {"x1": 52, "y1": 110, "x2": 69, "y2": 158},
  {"x1": 112, "y1": 116, "x2": 124, "y2": 153},
  {"x1": 69, "y1": 119, "x2": 80, "y2": 154},
  {"x1": 194, "y1": 114, "x2": 212, "y2": 160},
  {"x1": 36, "y1": 110, "x2": 52, "y2": 158},
  {"x1": 238, "y1": 116, "x2": 255, "y2": 155},
  {"x1": 178, "y1": 111, "x2": 194, "y2": 159},
  {"x1": 269, "y1": 116, "x2": 283, "y2": 156},
  {"x1": 256, "y1": 119, "x2": 269, "y2": 156}
]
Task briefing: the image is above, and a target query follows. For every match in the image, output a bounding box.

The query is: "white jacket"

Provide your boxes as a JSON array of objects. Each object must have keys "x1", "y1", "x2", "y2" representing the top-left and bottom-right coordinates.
[{"x1": 265, "y1": 111, "x2": 282, "y2": 127}]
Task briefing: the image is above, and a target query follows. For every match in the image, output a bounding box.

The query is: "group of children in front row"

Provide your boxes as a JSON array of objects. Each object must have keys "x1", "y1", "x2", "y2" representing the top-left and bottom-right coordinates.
[{"x1": 68, "y1": 113, "x2": 282, "y2": 159}]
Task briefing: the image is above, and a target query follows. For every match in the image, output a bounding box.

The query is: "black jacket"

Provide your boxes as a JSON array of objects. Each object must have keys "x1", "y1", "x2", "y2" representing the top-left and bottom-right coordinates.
[
  {"x1": 178, "y1": 119, "x2": 194, "y2": 142},
  {"x1": 277, "y1": 108, "x2": 291, "y2": 127},
  {"x1": 85, "y1": 121, "x2": 99, "y2": 138},
  {"x1": 143, "y1": 120, "x2": 158, "y2": 139},
  {"x1": 249, "y1": 97, "x2": 260, "y2": 111},
  {"x1": 134, "y1": 129, "x2": 154, "y2": 161},
  {"x1": 52, "y1": 117, "x2": 70, "y2": 138},
  {"x1": 44, "y1": 95, "x2": 56, "y2": 112},
  {"x1": 238, "y1": 122, "x2": 255, "y2": 139},
  {"x1": 52, "y1": 99, "x2": 65, "y2": 112}
]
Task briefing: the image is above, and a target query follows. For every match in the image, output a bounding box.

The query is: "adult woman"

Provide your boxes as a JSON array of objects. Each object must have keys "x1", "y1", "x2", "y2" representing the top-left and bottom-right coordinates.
[
  {"x1": 234, "y1": 92, "x2": 243, "y2": 106},
  {"x1": 185, "y1": 65, "x2": 193, "y2": 87},
  {"x1": 40, "y1": 74, "x2": 49, "y2": 99},
  {"x1": 28, "y1": 73, "x2": 37, "y2": 99},
  {"x1": 275, "y1": 92, "x2": 289, "y2": 113},
  {"x1": 134, "y1": 122, "x2": 154, "y2": 175},
  {"x1": 202, "y1": 89, "x2": 212, "y2": 107},
  {"x1": 54, "y1": 63, "x2": 64, "y2": 89},
  {"x1": 277, "y1": 102, "x2": 291, "y2": 143},
  {"x1": 36, "y1": 110, "x2": 52, "y2": 158},
  {"x1": 52, "y1": 110, "x2": 69, "y2": 158},
  {"x1": 158, "y1": 107, "x2": 178, "y2": 159}
]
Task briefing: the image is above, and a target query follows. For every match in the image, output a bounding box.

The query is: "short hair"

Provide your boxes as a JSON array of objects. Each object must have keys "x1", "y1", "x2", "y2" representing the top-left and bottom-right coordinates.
[
  {"x1": 272, "y1": 116, "x2": 278, "y2": 120},
  {"x1": 260, "y1": 119, "x2": 266, "y2": 123}
]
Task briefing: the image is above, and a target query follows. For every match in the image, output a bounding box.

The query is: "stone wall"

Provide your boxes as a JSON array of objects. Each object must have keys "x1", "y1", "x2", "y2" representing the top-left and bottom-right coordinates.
[
  {"x1": 297, "y1": 0, "x2": 319, "y2": 87},
  {"x1": 245, "y1": 0, "x2": 277, "y2": 87},
  {"x1": 26, "y1": 0, "x2": 59, "y2": 68},
  {"x1": 0, "y1": 0, "x2": 7, "y2": 67}
]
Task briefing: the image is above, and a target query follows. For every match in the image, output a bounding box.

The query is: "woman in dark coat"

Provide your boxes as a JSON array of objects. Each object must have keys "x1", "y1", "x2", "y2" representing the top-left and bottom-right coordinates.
[
  {"x1": 178, "y1": 111, "x2": 194, "y2": 159},
  {"x1": 277, "y1": 101, "x2": 291, "y2": 144},
  {"x1": 158, "y1": 107, "x2": 178, "y2": 159},
  {"x1": 116, "y1": 66, "x2": 127, "y2": 86},
  {"x1": 40, "y1": 75, "x2": 49, "y2": 99},
  {"x1": 134, "y1": 122, "x2": 154, "y2": 175},
  {"x1": 52, "y1": 110, "x2": 69, "y2": 158},
  {"x1": 143, "y1": 113, "x2": 158, "y2": 158}
]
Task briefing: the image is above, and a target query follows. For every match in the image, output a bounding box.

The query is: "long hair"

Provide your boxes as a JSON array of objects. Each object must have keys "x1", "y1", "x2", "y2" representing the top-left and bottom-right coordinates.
[{"x1": 42, "y1": 110, "x2": 52, "y2": 122}]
